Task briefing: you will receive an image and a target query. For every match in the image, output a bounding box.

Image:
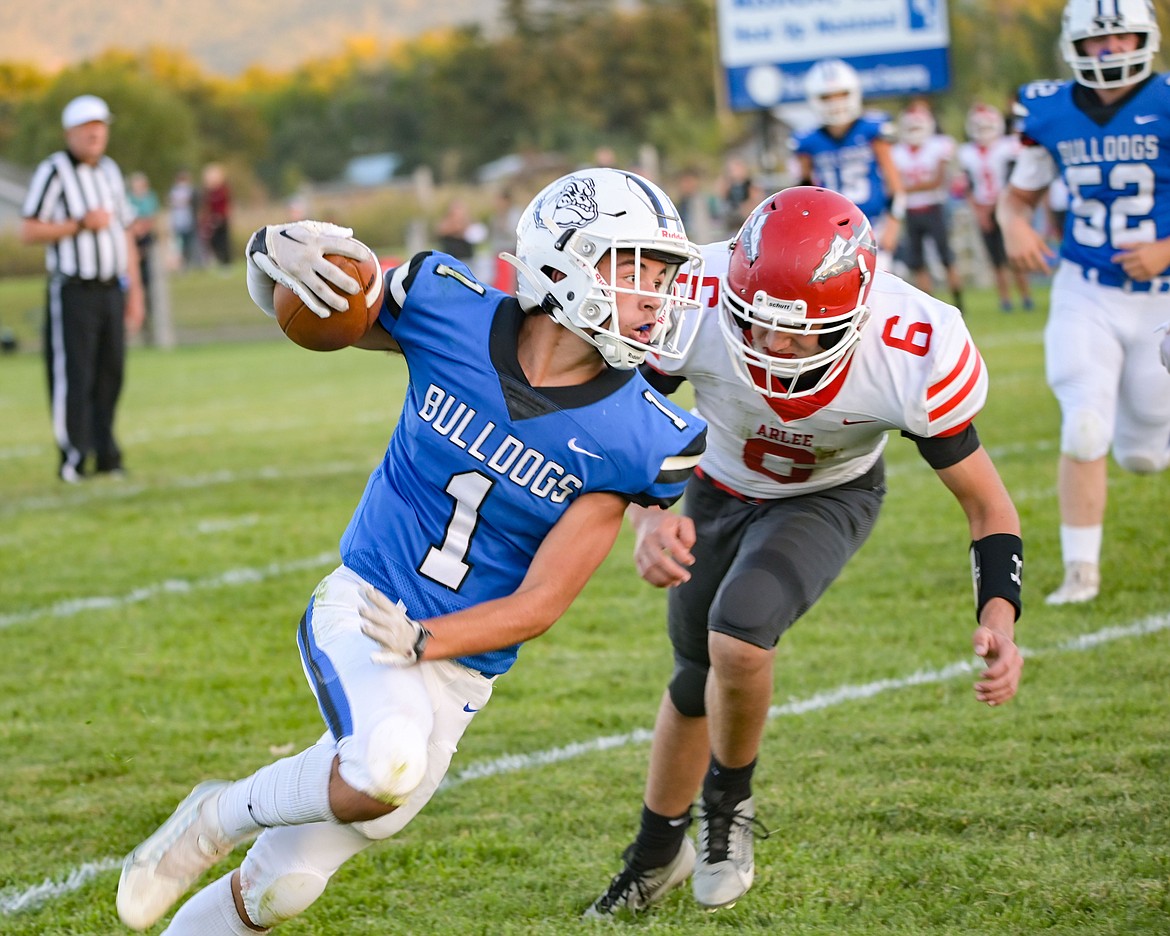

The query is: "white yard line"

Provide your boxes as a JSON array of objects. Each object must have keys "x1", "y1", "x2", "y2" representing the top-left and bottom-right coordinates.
[
  {"x1": 0, "y1": 553, "x2": 338, "y2": 630},
  {"x1": 4, "y1": 611, "x2": 1166, "y2": 917}
]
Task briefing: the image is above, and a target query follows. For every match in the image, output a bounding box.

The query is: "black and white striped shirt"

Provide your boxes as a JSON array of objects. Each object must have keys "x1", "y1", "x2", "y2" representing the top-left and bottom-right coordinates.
[{"x1": 21, "y1": 150, "x2": 134, "y2": 282}]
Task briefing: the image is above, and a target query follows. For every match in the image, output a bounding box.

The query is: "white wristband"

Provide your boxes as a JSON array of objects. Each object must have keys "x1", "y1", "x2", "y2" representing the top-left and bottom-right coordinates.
[{"x1": 246, "y1": 248, "x2": 277, "y2": 318}]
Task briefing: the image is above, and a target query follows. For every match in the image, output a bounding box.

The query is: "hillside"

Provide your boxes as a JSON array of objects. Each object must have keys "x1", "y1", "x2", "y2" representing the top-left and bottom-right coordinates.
[{"x1": 0, "y1": 0, "x2": 501, "y2": 76}]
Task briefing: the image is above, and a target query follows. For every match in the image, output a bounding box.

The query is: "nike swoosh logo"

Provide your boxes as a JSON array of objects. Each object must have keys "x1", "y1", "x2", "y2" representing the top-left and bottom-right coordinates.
[
  {"x1": 567, "y1": 437, "x2": 602, "y2": 459},
  {"x1": 668, "y1": 816, "x2": 691, "y2": 827},
  {"x1": 1135, "y1": 115, "x2": 1159, "y2": 124},
  {"x1": 463, "y1": 703, "x2": 480, "y2": 713},
  {"x1": 842, "y1": 418, "x2": 877, "y2": 425}
]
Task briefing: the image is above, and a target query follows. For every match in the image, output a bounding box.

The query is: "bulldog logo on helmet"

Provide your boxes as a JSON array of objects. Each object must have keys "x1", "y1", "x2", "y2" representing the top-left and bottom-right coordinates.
[
  {"x1": 537, "y1": 177, "x2": 600, "y2": 232},
  {"x1": 810, "y1": 222, "x2": 873, "y2": 285}
]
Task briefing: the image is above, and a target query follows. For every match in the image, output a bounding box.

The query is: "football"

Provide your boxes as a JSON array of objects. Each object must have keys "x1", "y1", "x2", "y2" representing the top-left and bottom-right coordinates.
[{"x1": 273, "y1": 253, "x2": 384, "y2": 351}]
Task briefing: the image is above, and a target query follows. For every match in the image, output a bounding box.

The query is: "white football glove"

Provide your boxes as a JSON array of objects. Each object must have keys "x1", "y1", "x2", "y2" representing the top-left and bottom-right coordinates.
[
  {"x1": 1159, "y1": 321, "x2": 1170, "y2": 373},
  {"x1": 358, "y1": 586, "x2": 432, "y2": 667},
  {"x1": 245, "y1": 220, "x2": 376, "y2": 319}
]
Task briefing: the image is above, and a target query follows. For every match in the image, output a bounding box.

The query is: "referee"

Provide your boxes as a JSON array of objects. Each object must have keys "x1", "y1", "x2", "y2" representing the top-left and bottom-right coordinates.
[{"x1": 21, "y1": 94, "x2": 144, "y2": 482}]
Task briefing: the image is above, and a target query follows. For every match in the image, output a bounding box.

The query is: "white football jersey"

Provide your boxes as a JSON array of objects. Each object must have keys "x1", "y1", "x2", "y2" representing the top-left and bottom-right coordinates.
[
  {"x1": 891, "y1": 134, "x2": 956, "y2": 209},
  {"x1": 653, "y1": 244, "x2": 987, "y2": 499},
  {"x1": 957, "y1": 136, "x2": 1021, "y2": 207}
]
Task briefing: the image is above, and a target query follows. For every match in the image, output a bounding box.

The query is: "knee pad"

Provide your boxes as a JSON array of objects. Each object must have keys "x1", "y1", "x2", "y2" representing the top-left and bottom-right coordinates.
[
  {"x1": 1115, "y1": 448, "x2": 1169, "y2": 474},
  {"x1": 359, "y1": 714, "x2": 428, "y2": 806},
  {"x1": 668, "y1": 659, "x2": 709, "y2": 718},
  {"x1": 1061, "y1": 408, "x2": 1111, "y2": 462},
  {"x1": 242, "y1": 867, "x2": 329, "y2": 928},
  {"x1": 240, "y1": 823, "x2": 372, "y2": 927}
]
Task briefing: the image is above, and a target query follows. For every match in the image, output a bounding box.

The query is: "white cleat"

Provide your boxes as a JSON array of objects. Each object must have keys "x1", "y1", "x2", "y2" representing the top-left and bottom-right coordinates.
[
  {"x1": 116, "y1": 780, "x2": 235, "y2": 931},
  {"x1": 693, "y1": 793, "x2": 761, "y2": 910},
  {"x1": 1045, "y1": 561, "x2": 1100, "y2": 606},
  {"x1": 584, "y1": 838, "x2": 696, "y2": 918}
]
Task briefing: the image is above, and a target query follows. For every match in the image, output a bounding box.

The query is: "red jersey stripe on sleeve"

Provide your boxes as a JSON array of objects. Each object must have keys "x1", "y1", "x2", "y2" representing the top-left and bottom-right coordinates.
[{"x1": 929, "y1": 348, "x2": 984, "y2": 424}]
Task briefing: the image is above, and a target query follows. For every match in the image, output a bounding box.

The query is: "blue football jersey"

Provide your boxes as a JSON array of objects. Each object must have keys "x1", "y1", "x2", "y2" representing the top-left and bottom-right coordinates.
[
  {"x1": 1017, "y1": 75, "x2": 1170, "y2": 276},
  {"x1": 339, "y1": 252, "x2": 707, "y2": 675},
  {"x1": 790, "y1": 113, "x2": 896, "y2": 223}
]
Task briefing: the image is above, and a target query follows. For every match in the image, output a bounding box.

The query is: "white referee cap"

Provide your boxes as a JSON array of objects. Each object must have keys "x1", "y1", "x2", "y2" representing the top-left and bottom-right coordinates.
[{"x1": 62, "y1": 95, "x2": 113, "y2": 130}]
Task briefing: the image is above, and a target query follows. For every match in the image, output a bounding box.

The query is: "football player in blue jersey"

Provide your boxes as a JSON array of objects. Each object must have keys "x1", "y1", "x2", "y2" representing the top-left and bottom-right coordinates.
[
  {"x1": 998, "y1": 0, "x2": 1170, "y2": 605},
  {"x1": 115, "y1": 168, "x2": 709, "y2": 935},
  {"x1": 789, "y1": 58, "x2": 907, "y2": 259}
]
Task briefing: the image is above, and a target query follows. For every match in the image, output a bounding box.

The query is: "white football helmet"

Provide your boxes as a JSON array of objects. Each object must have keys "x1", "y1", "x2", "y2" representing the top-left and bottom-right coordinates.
[
  {"x1": 720, "y1": 187, "x2": 877, "y2": 399},
  {"x1": 899, "y1": 107, "x2": 935, "y2": 145},
  {"x1": 1061, "y1": 0, "x2": 1161, "y2": 89},
  {"x1": 504, "y1": 168, "x2": 704, "y2": 370},
  {"x1": 965, "y1": 103, "x2": 1005, "y2": 144},
  {"x1": 804, "y1": 59, "x2": 863, "y2": 127}
]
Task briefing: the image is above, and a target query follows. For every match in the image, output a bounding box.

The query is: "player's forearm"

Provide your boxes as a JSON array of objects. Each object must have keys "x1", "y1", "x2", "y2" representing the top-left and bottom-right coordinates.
[{"x1": 995, "y1": 186, "x2": 1041, "y2": 230}]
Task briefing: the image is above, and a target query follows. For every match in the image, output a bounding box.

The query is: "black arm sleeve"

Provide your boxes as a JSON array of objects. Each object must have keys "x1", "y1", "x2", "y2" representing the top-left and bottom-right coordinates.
[
  {"x1": 902, "y1": 423, "x2": 981, "y2": 470},
  {"x1": 638, "y1": 362, "x2": 687, "y2": 396}
]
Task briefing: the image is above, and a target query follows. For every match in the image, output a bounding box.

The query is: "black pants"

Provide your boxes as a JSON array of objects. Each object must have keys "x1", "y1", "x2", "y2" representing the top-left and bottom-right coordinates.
[
  {"x1": 667, "y1": 459, "x2": 887, "y2": 670},
  {"x1": 44, "y1": 276, "x2": 126, "y2": 475}
]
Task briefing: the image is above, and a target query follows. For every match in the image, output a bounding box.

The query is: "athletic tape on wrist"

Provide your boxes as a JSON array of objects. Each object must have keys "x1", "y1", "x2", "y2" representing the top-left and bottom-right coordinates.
[{"x1": 969, "y1": 533, "x2": 1023, "y2": 622}]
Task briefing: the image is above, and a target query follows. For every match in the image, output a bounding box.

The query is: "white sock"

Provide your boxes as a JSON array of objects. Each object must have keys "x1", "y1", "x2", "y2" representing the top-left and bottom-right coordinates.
[
  {"x1": 162, "y1": 871, "x2": 263, "y2": 935},
  {"x1": 217, "y1": 743, "x2": 336, "y2": 841},
  {"x1": 1060, "y1": 524, "x2": 1103, "y2": 566}
]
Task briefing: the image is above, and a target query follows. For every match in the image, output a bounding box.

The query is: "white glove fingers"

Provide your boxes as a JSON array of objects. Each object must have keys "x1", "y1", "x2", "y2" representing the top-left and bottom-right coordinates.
[
  {"x1": 294, "y1": 281, "x2": 348, "y2": 317},
  {"x1": 314, "y1": 236, "x2": 375, "y2": 264},
  {"x1": 362, "y1": 585, "x2": 401, "y2": 615},
  {"x1": 309, "y1": 257, "x2": 361, "y2": 295}
]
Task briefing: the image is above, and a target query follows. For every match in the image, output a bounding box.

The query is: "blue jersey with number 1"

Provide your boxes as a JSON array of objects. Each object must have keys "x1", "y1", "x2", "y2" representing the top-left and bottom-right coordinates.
[
  {"x1": 339, "y1": 252, "x2": 707, "y2": 675},
  {"x1": 1016, "y1": 75, "x2": 1170, "y2": 275}
]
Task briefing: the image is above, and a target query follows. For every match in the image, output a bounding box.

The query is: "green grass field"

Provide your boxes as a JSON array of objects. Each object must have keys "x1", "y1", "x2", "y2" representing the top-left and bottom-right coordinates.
[{"x1": 1, "y1": 285, "x2": 1167, "y2": 935}]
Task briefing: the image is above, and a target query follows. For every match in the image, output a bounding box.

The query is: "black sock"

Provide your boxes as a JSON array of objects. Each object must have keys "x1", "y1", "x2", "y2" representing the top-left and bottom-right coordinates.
[
  {"x1": 630, "y1": 802, "x2": 691, "y2": 870},
  {"x1": 952, "y1": 289, "x2": 964, "y2": 313},
  {"x1": 702, "y1": 755, "x2": 756, "y2": 805}
]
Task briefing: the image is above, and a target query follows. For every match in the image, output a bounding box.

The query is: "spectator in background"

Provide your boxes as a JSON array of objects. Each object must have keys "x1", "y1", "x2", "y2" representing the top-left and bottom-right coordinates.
[
  {"x1": 434, "y1": 198, "x2": 474, "y2": 263},
  {"x1": 200, "y1": 163, "x2": 232, "y2": 266},
  {"x1": 128, "y1": 171, "x2": 160, "y2": 337},
  {"x1": 718, "y1": 156, "x2": 762, "y2": 237},
  {"x1": 167, "y1": 168, "x2": 198, "y2": 271},
  {"x1": 890, "y1": 100, "x2": 965, "y2": 311},
  {"x1": 790, "y1": 58, "x2": 906, "y2": 258},
  {"x1": 20, "y1": 94, "x2": 144, "y2": 482},
  {"x1": 487, "y1": 187, "x2": 522, "y2": 292},
  {"x1": 673, "y1": 166, "x2": 717, "y2": 245},
  {"x1": 956, "y1": 103, "x2": 1034, "y2": 312}
]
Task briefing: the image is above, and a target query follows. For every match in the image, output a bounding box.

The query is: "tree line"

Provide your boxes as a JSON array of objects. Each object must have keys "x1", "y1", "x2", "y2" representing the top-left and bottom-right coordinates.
[{"x1": 0, "y1": 0, "x2": 1076, "y2": 202}]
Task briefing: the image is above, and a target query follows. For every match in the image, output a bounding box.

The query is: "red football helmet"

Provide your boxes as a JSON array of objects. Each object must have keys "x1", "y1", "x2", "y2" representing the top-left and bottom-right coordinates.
[{"x1": 720, "y1": 186, "x2": 877, "y2": 399}]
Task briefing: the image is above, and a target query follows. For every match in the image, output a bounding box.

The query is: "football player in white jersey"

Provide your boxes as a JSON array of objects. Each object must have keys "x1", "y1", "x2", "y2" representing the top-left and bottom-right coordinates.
[
  {"x1": 115, "y1": 168, "x2": 709, "y2": 934},
  {"x1": 997, "y1": 0, "x2": 1170, "y2": 605},
  {"x1": 587, "y1": 187, "x2": 1024, "y2": 917},
  {"x1": 956, "y1": 102, "x2": 1035, "y2": 312},
  {"x1": 891, "y1": 100, "x2": 965, "y2": 310}
]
